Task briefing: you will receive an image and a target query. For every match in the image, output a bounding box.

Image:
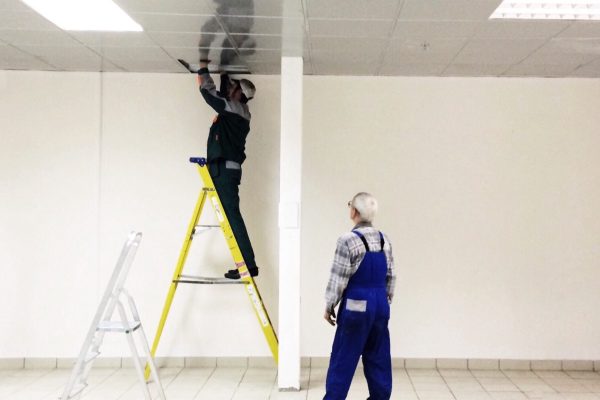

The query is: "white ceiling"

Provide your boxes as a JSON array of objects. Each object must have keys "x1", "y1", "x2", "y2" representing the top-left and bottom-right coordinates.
[{"x1": 1, "y1": 0, "x2": 600, "y2": 77}]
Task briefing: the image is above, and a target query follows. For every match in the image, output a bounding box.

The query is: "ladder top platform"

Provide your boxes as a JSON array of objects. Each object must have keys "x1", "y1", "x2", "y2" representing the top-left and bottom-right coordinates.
[{"x1": 189, "y1": 157, "x2": 207, "y2": 166}]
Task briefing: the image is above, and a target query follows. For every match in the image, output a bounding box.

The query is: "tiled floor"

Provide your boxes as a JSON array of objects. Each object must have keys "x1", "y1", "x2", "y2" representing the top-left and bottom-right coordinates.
[{"x1": 1, "y1": 366, "x2": 600, "y2": 400}]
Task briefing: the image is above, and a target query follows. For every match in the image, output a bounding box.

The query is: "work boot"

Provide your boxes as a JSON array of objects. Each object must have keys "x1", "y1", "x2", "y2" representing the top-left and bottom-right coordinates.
[{"x1": 224, "y1": 267, "x2": 259, "y2": 280}]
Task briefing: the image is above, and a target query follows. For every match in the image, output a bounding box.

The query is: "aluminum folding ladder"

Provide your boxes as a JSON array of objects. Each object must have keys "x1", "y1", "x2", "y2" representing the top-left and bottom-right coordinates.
[
  {"x1": 61, "y1": 232, "x2": 165, "y2": 400},
  {"x1": 145, "y1": 157, "x2": 278, "y2": 378}
]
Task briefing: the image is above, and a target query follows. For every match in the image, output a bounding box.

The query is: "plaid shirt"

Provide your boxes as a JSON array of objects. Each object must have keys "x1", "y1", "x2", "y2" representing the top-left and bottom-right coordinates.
[{"x1": 325, "y1": 222, "x2": 396, "y2": 313}]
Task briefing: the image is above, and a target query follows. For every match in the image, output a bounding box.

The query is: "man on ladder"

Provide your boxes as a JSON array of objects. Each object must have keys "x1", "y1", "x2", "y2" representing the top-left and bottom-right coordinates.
[{"x1": 196, "y1": 60, "x2": 258, "y2": 279}]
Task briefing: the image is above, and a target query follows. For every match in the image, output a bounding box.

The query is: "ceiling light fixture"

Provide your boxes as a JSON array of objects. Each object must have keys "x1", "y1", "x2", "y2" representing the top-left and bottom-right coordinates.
[
  {"x1": 490, "y1": 0, "x2": 600, "y2": 20},
  {"x1": 20, "y1": 0, "x2": 143, "y2": 31}
]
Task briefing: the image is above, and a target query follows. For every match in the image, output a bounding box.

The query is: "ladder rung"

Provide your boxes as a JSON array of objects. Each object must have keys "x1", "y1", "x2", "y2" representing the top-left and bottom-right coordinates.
[
  {"x1": 67, "y1": 383, "x2": 87, "y2": 398},
  {"x1": 193, "y1": 225, "x2": 220, "y2": 235},
  {"x1": 97, "y1": 320, "x2": 141, "y2": 333},
  {"x1": 174, "y1": 275, "x2": 247, "y2": 285},
  {"x1": 84, "y1": 351, "x2": 100, "y2": 363}
]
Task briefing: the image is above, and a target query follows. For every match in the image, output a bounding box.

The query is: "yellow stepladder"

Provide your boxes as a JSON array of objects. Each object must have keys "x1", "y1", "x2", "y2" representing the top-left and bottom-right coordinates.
[{"x1": 145, "y1": 157, "x2": 278, "y2": 379}]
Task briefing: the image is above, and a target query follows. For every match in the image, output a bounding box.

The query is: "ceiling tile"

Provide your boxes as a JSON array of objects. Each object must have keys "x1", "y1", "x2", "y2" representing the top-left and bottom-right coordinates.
[
  {"x1": 310, "y1": 37, "x2": 387, "y2": 54},
  {"x1": 556, "y1": 21, "x2": 600, "y2": 38},
  {"x1": 313, "y1": 59, "x2": 381, "y2": 76},
  {"x1": 248, "y1": 0, "x2": 286, "y2": 18},
  {"x1": 303, "y1": 61, "x2": 313, "y2": 75},
  {"x1": 220, "y1": 16, "x2": 293, "y2": 35},
  {"x1": 571, "y1": 58, "x2": 600, "y2": 77},
  {"x1": 244, "y1": 61, "x2": 282, "y2": 74},
  {"x1": 474, "y1": 20, "x2": 571, "y2": 40},
  {"x1": 162, "y1": 47, "x2": 243, "y2": 69},
  {"x1": 393, "y1": 20, "x2": 482, "y2": 39},
  {"x1": 309, "y1": 18, "x2": 393, "y2": 38},
  {"x1": 242, "y1": 49, "x2": 310, "y2": 63},
  {"x1": 16, "y1": 45, "x2": 113, "y2": 71},
  {"x1": 307, "y1": 0, "x2": 401, "y2": 19},
  {"x1": 231, "y1": 34, "x2": 282, "y2": 50},
  {"x1": 0, "y1": 0, "x2": 29, "y2": 10},
  {"x1": 379, "y1": 63, "x2": 446, "y2": 76},
  {"x1": 95, "y1": 45, "x2": 180, "y2": 72},
  {"x1": 240, "y1": 49, "x2": 283, "y2": 63},
  {"x1": 147, "y1": 32, "x2": 231, "y2": 48},
  {"x1": 443, "y1": 63, "x2": 511, "y2": 77},
  {"x1": 521, "y1": 38, "x2": 600, "y2": 66},
  {"x1": 0, "y1": 2, "x2": 597, "y2": 76},
  {"x1": 503, "y1": 63, "x2": 576, "y2": 77},
  {"x1": 0, "y1": 10, "x2": 60, "y2": 30},
  {"x1": 172, "y1": 47, "x2": 293, "y2": 67},
  {"x1": 96, "y1": 46, "x2": 173, "y2": 65},
  {"x1": 0, "y1": 30, "x2": 81, "y2": 47},
  {"x1": 132, "y1": 13, "x2": 216, "y2": 33},
  {"x1": 453, "y1": 38, "x2": 546, "y2": 65},
  {"x1": 0, "y1": 43, "x2": 54, "y2": 70},
  {"x1": 399, "y1": 0, "x2": 501, "y2": 21},
  {"x1": 111, "y1": 58, "x2": 183, "y2": 73},
  {"x1": 98, "y1": 63, "x2": 127, "y2": 72},
  {"x1": 115, "y1": 0, "x2": 214, "y2": 14},
  {"x1": 69, "y1": 32, "x2": 157, "y2": 47},
  {"x1": 312, "y1": 50, "x2": 380, "y2": 64},
  {"x1": 384, "y1": 37, "x2": 467, "y2": 64},
  {"x1": 212, "y1": 0, "x2": 285, "y2": 18},
  {"x1": 281, "y1": 34, "x2": 306, "y2": 54}
]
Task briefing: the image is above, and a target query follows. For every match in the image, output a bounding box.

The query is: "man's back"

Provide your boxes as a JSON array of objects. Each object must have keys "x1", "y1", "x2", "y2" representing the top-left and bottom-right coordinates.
[{"x1": 325, "y1": 223, "x2": 396, "y2": 314}]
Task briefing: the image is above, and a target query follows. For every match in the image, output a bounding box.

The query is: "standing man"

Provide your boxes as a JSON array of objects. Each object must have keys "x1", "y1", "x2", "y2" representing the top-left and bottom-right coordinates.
[
  {"x1": 324, "y1": 192, "x2": 396, "y2": 400},
  {"x1": 196, "y1": 61, "x2": 258, "y2": 279}
]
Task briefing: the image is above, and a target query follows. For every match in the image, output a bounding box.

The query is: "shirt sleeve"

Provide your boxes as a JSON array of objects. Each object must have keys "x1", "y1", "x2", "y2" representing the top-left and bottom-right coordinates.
[
  {"x1": 197, "y1": 67, "x2": 226, "y2": 114},
  {"x1": 384, "y1": 235, "x2": 396, "y2": 304},
  {"x1": 325, "y1": 236, "x2": 353, "y2": 313},
  {"x1": 219, "y1": 72, "x2": 231, "y2": 99}
]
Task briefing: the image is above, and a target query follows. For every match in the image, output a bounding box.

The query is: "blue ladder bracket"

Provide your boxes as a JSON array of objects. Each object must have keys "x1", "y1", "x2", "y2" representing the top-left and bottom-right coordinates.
[{"x1": 189, "y1": 157, "x2": 207, "y2": 166}]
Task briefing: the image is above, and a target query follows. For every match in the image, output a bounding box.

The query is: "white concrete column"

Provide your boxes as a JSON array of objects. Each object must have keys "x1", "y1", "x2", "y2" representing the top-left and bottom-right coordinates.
[{"x1": 278, "y1": 56, "x2": 303, "y2": 390}]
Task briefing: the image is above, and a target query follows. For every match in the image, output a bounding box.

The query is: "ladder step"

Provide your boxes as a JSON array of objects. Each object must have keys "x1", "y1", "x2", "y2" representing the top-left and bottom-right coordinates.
[
  {"x1": 174, "y1": 275, "x2": 247, "y2": 285},
  {"x1": 193, "y1": 225, "x2": 220, "y2": 235},
  {"x1": 97, "y1": 320, "x2": 141, "y2": 333}
]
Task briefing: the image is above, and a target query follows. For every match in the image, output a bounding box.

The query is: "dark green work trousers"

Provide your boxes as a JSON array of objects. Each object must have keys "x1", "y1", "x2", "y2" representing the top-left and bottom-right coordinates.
[{"x1": 208, "y1": 160, "x2": 257, "y2": 269}]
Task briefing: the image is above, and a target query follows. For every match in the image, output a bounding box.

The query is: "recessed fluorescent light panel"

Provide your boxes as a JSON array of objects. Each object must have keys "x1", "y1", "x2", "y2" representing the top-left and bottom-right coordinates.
[
  {"x1": 21, "y1": 0, "x2": 143, "y2": 31},
  {"x1": 490, "y1": 0, "x2": 600, "y2": 20}
]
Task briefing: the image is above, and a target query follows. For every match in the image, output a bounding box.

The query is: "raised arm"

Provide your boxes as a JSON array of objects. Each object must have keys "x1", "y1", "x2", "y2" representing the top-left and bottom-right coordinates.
[
  {"x1": 219, "y1": 72, "x2": 231, "y2": 99},
  {"x1": 197, "y1": 62, "x2": 226, "y2": 114}
]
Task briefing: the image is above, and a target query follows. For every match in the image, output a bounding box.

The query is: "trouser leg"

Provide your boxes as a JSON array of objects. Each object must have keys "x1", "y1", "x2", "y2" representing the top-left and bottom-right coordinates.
[
  {"x1": 324, "y1": 305, "x2": 370, "y2": 400},
  {"x1": 362, "y1": 318, "x2": 392, "y2": 400},
  {"x1": 209, "y1": 162, "x2": 257, "y2": 268}
]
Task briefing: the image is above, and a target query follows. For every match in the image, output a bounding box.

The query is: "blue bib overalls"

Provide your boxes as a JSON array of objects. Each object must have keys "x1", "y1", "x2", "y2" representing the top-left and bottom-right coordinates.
[{"x1": 324, "y1": 231, "x2": 392, "y2": 400}]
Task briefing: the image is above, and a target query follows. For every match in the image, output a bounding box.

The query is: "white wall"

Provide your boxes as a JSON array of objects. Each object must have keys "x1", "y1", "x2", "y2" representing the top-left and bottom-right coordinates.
[
  {"x1": 301, "y1": 77, "x2": 600, "y2": 359},
  {"x1": 2, "y1": 71, "x2": 600, "y2": 360},
  {"x1": 0, "y1": 71, "x2": 100, "y2": 357},
  {"x1": 0, "y1": 70, "x2": 280, "y2": 357}
]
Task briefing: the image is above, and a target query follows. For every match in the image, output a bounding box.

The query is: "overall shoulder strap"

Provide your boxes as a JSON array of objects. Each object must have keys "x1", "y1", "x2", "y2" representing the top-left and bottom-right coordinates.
[
  {"x1": 378, "y1": 231, "x2": 385, "y2": 252},
  {"x1": 352, "y1": 230, "x2": 370, "y2": 252}
]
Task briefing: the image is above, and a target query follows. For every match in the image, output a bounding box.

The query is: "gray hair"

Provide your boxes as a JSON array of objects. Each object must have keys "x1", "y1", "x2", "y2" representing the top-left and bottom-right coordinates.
[{"x1": 351, "y1": 192, "x2": 378, "y2": 222}]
